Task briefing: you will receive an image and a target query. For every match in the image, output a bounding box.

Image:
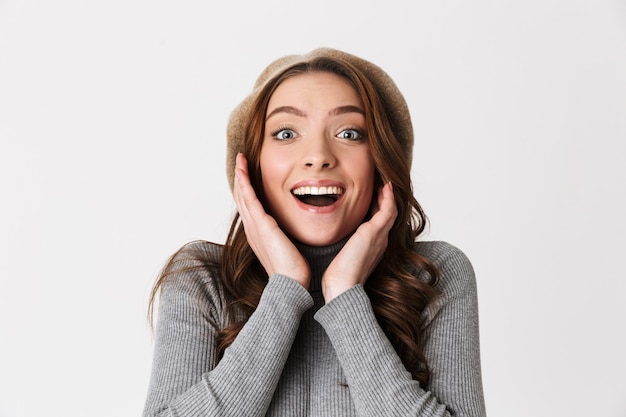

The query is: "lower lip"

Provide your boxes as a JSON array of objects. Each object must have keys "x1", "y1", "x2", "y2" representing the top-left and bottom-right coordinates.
[{"x1": 291, "y1": 193, "x2": 344, "y2": 213}]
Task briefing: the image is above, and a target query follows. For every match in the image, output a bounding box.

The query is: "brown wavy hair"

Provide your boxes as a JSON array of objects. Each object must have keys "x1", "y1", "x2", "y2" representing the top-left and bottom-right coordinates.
[{"x1": 149, "y1": 56, "x2": 440, "y2": 387}]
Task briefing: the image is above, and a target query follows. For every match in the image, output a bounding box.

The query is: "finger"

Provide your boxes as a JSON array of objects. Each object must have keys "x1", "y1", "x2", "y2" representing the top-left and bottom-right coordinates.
[
  {"x1": 234, "y1": 154, "x2": 260, "y2": 213},
  {"x1": 233, "y1": 153, "x2": 245, "y2": 202},
  {"x1": 234, "y1": 153, "x2": 266, "y2": 227},
  {"x1": 368, "y1": 182, "x2": 397, "y2": 233},
  {"x1": 233, "y1": 154, "x2": 250, "y2": 220}
]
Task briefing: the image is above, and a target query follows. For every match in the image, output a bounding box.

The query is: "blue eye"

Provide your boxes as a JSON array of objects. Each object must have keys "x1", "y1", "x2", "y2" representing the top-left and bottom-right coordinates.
[
  {"x1": 337, "y1": 129, "x2": 364, "y2": 141},
  {"x1": 273, "y1": 129, "x2": 298, "y2": 140}
]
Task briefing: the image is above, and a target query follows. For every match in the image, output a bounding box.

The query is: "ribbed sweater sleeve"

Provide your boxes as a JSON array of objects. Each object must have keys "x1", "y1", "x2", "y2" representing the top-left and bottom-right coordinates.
[
  {"x1": 314, "y1": 241, "x2": 486, "y2": 417},
  {"x1": 142, "y1": 248, "x2": 313, "y2": 417}
]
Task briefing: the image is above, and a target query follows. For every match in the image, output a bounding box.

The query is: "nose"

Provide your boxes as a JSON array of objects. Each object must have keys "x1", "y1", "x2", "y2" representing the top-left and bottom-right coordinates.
[{"x1": 302, "y1": 136, "x2": 336, "y2": 169}]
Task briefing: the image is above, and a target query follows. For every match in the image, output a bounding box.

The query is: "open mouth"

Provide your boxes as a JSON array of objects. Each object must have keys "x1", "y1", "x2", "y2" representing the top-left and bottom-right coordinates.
[{"x1": 291, "y1": 185, "x2": 344, "y2": 207}]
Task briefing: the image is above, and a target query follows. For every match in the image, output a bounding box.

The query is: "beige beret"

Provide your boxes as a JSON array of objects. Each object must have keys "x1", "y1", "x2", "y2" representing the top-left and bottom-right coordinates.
[{"x1": 225, "y1": 47, "x2": 413, "y2": 190}]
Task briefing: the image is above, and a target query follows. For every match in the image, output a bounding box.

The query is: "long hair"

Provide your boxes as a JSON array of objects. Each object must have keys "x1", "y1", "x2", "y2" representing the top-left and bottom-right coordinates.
[{"x1": 149, "y1": 56, "x2": 440, "y2": 387}]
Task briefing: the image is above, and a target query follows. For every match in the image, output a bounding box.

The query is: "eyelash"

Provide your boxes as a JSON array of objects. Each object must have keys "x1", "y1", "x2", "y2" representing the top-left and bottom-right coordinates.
[
  {"x1": 270, "y1": 125, "x2": 298, "y2": 141},
  {"x1": 269, "y1": 126, "x2": 367, "y2": 141},
  {"x1": 337, "y1": 127, "x2": 366, "y2": 141}
]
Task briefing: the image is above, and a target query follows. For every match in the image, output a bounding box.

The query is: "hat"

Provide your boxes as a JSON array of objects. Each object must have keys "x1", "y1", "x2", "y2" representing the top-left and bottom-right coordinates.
[{"x1": 225, "y1": 47, "x2": 414, "y2": 190}]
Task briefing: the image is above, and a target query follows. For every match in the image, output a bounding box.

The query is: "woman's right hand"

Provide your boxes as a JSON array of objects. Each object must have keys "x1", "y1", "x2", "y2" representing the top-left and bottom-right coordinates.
[{"x1": 233, "y1": 153, "x2": 311, "y2": 289}]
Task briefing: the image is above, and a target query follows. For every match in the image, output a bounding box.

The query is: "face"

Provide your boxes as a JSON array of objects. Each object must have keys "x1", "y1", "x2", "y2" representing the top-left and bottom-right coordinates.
[{"x1": 259, "y1": 72, "x2": 375, "y2": 246}]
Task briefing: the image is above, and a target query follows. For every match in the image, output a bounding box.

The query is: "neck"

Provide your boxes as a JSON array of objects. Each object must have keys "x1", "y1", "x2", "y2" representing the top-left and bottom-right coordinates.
[{"x1": 293, "y1": 236, "x2": 349, "y2": 292}]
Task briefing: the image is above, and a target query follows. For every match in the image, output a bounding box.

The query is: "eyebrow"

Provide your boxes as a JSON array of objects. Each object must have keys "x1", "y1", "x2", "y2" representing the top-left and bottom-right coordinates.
[
  {"x1": 329, "y1": 105, "x2": 365, "y2": 117},
  {"x1": 266, "y1": 105, "x2": 364, "y2": 121},
  {"x1": 266, "y1": 106, "x2": 306, "y2": 121}
]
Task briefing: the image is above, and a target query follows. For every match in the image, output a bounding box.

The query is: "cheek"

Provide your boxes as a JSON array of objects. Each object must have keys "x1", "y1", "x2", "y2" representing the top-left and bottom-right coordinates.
[
  {"x1": 259, "y1": 147, "x2": 288, "y2": 200},
  {"x1": 350, "y1": 155, "x2": 376, "y2": 212},
  {"x1": 355, "y1": 152, "x2": 376, "y2": 189}
]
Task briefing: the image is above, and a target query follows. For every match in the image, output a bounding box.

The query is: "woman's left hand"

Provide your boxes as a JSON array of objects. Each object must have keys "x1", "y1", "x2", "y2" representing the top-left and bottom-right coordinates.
[{"x1": 322, "y1": 182, "x2": 398, "y2": 302}]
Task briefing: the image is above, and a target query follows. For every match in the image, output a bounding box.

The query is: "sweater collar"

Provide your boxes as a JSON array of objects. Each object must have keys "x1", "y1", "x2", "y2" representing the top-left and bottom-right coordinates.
[{"x1": 293, "y1": 235, "x2": 350, "y2": 292}]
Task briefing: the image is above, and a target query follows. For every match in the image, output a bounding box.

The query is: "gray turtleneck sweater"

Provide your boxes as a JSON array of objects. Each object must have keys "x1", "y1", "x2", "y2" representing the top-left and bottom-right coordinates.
[{"x1": 142, "y1": 239, "x2": 486, "y2": 417}]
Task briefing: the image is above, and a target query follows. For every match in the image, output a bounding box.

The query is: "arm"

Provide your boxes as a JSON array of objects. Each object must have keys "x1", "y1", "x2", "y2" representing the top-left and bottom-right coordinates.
[
  {"x1": 144, "y1": 154, "x2": 316, "y2": 416},
  {"x1": 143, "y1": 263, "x2": 313, "y2": 417},
  {"x1": 314, "y1": 243, "x2": 486, "y2": 417}
]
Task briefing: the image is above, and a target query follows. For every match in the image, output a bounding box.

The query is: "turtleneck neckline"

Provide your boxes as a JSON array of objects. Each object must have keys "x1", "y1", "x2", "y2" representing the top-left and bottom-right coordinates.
[{"x1": 293, "y1": 236, "x2": 350, "y2": 292}]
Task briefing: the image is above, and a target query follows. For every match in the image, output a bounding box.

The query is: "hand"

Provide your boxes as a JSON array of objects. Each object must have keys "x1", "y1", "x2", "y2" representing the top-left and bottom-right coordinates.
[
  {"x1": 322, "y1": 182, "x2": 398, "y2": 302},
  {"x1": 233, "y1": 153, "x2": 310, "y2": 289}
]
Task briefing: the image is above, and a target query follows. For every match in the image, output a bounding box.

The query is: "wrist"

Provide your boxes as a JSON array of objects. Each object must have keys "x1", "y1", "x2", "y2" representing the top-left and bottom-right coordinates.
[{"x1": 322, "y1": 280, "x2": 354, "y2": 302}]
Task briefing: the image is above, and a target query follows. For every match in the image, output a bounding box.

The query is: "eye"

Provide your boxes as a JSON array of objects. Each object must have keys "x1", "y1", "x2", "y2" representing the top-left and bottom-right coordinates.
[
  {"x1": 337, "y1": 128, "x2": 364, "y2": 141},
  {"x1": 273, "y1": 128, "x2": 298, "y2": 140}
]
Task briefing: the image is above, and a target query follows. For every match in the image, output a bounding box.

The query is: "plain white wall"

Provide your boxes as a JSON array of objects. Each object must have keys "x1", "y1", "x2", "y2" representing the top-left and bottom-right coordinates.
[{"x1": 1, "y1": 0, "x2": 625, "y2": 416}]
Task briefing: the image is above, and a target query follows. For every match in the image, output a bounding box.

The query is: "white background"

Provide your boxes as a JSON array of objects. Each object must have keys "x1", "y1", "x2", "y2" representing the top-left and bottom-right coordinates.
[{"x1": 1, "y1": 0, "x2": 625, "y2": 416}]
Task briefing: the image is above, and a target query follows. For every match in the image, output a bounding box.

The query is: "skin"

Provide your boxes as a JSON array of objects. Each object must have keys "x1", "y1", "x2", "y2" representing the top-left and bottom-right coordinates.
[
  {"x1": 260, "y1": 72, "x2": 375, "y2": 247},
  {"x1": 233, "y1": 72, "x2": 398, "y2": 302}
]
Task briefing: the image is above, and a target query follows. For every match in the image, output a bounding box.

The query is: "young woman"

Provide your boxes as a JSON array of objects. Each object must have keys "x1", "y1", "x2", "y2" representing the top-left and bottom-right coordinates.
[{"x1": 142, "y1": 48, "x2": 486, "y2": 417}]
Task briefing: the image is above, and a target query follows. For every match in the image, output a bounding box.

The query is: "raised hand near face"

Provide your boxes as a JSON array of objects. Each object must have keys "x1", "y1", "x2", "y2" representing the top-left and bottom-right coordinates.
[
  {"x1": 321, "y1": 182, "x2": 398, "y2": 302},
  {"x1": 233, "y1": 153, "x2": 311, "y2": 289}
]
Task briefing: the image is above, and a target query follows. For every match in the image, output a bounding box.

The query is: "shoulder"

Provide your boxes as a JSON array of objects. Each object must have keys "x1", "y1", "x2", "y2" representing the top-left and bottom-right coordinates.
[
  {"x1": 168, "y1": 240, "x2": 224, "y2": 266},
  {"x1": 152, "y1": 241, "x2": 232, "y2": 340},
  {"x1": 164, "y1": 240, "x2": 224, "y2": 277},
  {"x1": 158, "y1": 240, "x2": 227, "y2": 310},
  {"x1": 413, "y1": 240, "x2": 477, "y2": 302}
]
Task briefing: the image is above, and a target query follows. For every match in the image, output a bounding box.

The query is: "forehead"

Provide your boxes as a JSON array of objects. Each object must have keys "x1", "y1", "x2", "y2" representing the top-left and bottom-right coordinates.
[{"x1": 267, "y1": 71, "x2": 362, "y2": 110}]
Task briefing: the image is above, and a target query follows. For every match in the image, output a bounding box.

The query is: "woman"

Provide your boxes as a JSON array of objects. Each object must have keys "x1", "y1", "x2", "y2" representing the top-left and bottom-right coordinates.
[{"x1": 143, "y1": 48, "x2": 486, "y2": 416}]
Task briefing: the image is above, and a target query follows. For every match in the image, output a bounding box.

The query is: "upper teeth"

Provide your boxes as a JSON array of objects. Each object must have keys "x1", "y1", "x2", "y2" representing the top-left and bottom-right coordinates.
[{"x1": 292, "y1": 186, "x2": 344, "y2": 196}]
